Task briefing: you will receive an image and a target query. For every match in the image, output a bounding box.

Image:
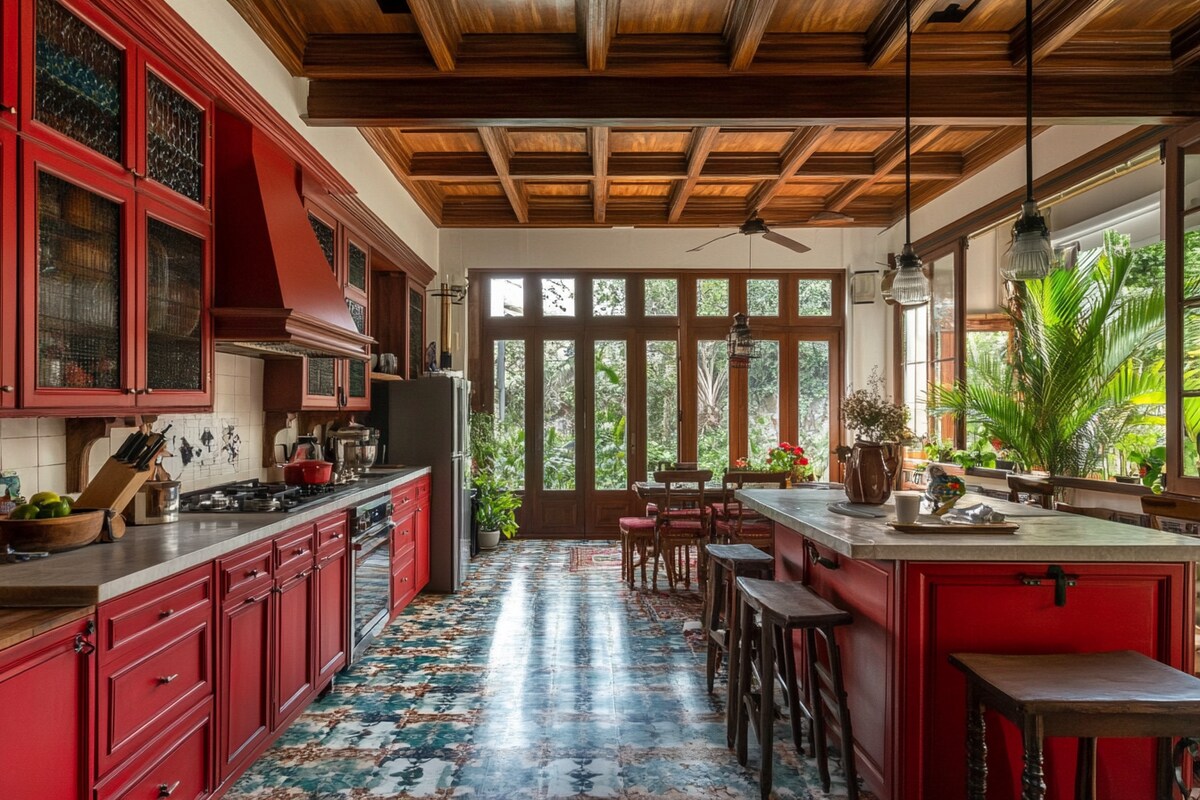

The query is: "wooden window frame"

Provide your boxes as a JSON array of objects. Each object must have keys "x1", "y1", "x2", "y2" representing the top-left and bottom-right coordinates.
[{"x1": 1166, "y1": 122, "x2": 1200, "y2": 495}]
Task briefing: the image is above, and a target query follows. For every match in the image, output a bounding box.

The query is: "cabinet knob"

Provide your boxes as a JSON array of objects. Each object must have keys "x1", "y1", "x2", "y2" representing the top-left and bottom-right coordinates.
[
  {"x1": 247, "y1": 569, "x2": 260, "y2": 578},
  {"x1": 126, "y1": 387, "x2": 137, "y2": 394},
  {"x1": 3, "y1": 106, "x2": 14, "y2": 115},
  {"x1": 144, "y1": 387, "x2": 154, "y2": 395},
  {"x1": 158, "y1": 608, "x2": 174, "y2": 619},
  {"x1": 158, "y1": 781, "x2": 180, "y2": 798},
  {"x1": 293, "y1": 547, "x2": 307, "y2": 555},
  {"x1": 157, "y1": 673, "x2": 179, "y2": 685},
  {"x1": 331, "y1": 532, "x2": 343, "y2": 540},
  {"x1": 0, "y1": 385, "x2": 12, "y2": 393}
]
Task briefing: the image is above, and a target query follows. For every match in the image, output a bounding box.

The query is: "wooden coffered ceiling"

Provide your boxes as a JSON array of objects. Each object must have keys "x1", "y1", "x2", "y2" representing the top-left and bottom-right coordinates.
[{"x1": 227, "y1": 0, "x2": 1200, "y2": 228}]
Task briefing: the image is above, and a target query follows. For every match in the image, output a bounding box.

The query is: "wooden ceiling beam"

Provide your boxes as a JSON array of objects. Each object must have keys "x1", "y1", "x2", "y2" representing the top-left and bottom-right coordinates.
[
  {"x1": 359, "y1": 128, "x2": 444, "y2": 225},
  {"x1": 307, "y1": 72, "x2": 1200, "y2": 126},
  {"x1": 724, "y1": 0, "x2": 780, "y2": 72},
  {"x1": 746, "y1": 126, "x2": 834, "y2": 214},
  {"x1": 823, "y1": 125, "x2": 947, "y2": 212},
  {"x1": 1174, "y1": 14, "x2": 1200, "y2": 70},
  {"x1": 477, "y1": 128, "x2": 530, "y2": 223},
  {"x1": 590, "y1": 126, "x2": 610, "y2": 223},
  {"x1": 668, "y1": 127, "x2": 722, "y2": 223},
  {"x1": 407, "y1": 0, "x2": 462, "y2": 72},
  {"x1": 226, "y1": 0, "x2": 306, "y2": 76},
  {"x1": 865, "y1": 0, "x2": 942, "y2": 68},
  {"x1": 576, "y1": 0, "x2": 621, "y2": 71},
  {"x1": 1012, "y1": 0, "x2": 1122, "y2": 65}
]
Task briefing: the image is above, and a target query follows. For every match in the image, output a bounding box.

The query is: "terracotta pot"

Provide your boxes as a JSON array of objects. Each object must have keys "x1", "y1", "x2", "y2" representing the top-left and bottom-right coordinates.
[{"x1": 843, "y1": 441, "x2": 899, "y2": 505}]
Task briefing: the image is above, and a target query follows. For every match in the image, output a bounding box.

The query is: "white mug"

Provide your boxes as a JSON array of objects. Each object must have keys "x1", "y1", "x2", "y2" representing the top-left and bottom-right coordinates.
[{"x1": 894, "y1": 491, "x2": 922, "y2": 524}]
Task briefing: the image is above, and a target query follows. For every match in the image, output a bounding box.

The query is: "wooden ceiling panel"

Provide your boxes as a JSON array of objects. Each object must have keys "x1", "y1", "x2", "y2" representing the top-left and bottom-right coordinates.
[
  {"x1": 453, "y1": 0, "x2": 575, "y2": 33},
  {"x1": 1087, "y1": 0, "x2": 1200, "y2": 32},
  {"x1": 712, "y1": 129, "x2": 794, "y2": 152},
  {"x1": 690, "y1": 182, "x2": 756, "y2": 197},
  {"x1": 610, "y1": 129, "x2": 692, "y2": 152},
  {"x1": 526, "y1": 182, "x2": 592, "y2": 196},
  {"x1": 610, "y1": 181, "x2": 674, "y2": 197},
  {"x1": 775, "y1": 182, "x2": 838, "y2": 197},
  {"x1": 767, "y1": 0, "x2": 890, "y2": 33},
  {"x1": 921, "y1": 0, "x2": 1024, "y2": 34},
  {"x1": 822, "y1": 128, "x2": 897, "y2": 153},
  {"x1": 278, "y1": 0, "x2": 417, "y2": 34},
  {"x1": 401, "y1": 130, "x2": 485, "y2": 152},
  {"x1": 616, "y1": 0, "x2": 734, "y2": 34},
  {"x1": 927, "y1": 128, "x2": 995, "y2": 152},
  {"x1": 508, "y1": 129, "x2": 590, "y2": 153},
  {"x1": 441, "y1": 182, "x2": 507, "y2": 196}
]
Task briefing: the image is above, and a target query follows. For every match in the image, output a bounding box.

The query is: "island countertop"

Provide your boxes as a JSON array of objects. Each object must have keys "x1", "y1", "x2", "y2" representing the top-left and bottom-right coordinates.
[
  {"x1": 737, "y1": 488, "x2": 1200, "y2": 561},
  {"x1": 0, "y1": 467, "x2": 430, "y2": 607}
]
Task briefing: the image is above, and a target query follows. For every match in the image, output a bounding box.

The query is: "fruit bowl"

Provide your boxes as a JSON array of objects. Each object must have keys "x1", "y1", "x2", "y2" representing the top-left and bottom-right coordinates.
[{"x1": 0, "y1": 510, "x2": 106, "y2": 554}]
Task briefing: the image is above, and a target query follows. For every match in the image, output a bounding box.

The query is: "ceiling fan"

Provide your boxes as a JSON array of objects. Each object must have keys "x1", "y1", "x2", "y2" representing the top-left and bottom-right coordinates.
[{"x1": 686, "y1": 217, "x2": 811, "y2": 254}]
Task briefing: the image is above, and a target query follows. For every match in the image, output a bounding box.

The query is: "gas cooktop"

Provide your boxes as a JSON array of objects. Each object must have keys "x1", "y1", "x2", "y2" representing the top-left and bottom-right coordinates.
[{"x1": 179, "y1": 479, "x2": 362, "y2": 514}]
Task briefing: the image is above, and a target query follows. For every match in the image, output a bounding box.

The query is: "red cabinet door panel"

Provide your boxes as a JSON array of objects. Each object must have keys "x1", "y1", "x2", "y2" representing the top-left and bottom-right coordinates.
[
  {"x1": 218, "y1": 541, "x2": 273, "y2": 602},
  {"x1": 391, "y1": 512, "x2": 415, "y2": 562},
  {"x1": 219, "y1": 590, "x2": 271, "y2": 782},
  {"x1": 275, "y1": 524, "x2": 316, "y2": 577},
  {"x1": 316, "y1": 512, "x2": 349, "y2": 558},
  {"x1": 391, "y1": 483, "x2": 418, "y2": 517},
  {"x1": 415, "y1": 503, "x2": 430, "y2": 591},
  {"x1": 315, "y1": 549, "x2": 348, "y2": 684},
  {"x1": 273, "y1": 567, "x2": 315, "y2": 730},
  {"x1": 98, "y1": 619, "x2": 210, "y2": 774},
  {"x1": 96, "y1": 700, "x2": 212, "y2": 800},
  {"x1": 390, "y1": 551, "x2": 417, "y2": 616},
  {"x1": 99, "y1": 564, "x2": 211, "y2": 660},
  {"x1": 0, "y1": 127, "x2": 15, "y2": 408}
]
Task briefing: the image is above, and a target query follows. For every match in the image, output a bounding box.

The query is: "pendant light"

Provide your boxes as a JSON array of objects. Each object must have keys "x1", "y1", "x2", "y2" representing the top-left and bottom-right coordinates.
[
  {"x1": 728, "y1": 237, "x2": 759, "y2": 368},
  {"x1": 891, "y1": 0, "x2": 931, "y2": 307},
  {"x1": 1001, "y1": 0, "x2": 1053, "y2": 281}
]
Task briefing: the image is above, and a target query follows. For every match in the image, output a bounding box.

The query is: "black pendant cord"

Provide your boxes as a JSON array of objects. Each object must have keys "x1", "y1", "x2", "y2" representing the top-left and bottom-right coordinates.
[
  {"x1": 1025, "y1": 0, "x2": 1033, "y2": 203},
  {"x1": 904, "y1": 0, "x2": 912, "y2": 246}
]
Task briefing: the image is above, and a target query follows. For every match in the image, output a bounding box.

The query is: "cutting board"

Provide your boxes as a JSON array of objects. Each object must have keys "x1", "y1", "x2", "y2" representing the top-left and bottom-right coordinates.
[{"x1": 887, "y1": 520, "x2": 1019, "y2": 534}]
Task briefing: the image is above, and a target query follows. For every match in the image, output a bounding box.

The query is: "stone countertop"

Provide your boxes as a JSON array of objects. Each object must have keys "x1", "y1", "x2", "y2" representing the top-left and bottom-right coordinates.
[
  {"x1": 0, "y1": 467, "x2": 430, "y2": 607},
  {"x1": 737, "y1": 488, "x2": 1200, "y2": 562}
]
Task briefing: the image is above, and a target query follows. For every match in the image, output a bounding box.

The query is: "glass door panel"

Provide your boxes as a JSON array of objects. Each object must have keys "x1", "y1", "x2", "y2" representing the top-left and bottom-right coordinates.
[
  {"x1": 306, "y1": 357, "x2": 337, "y2": 404},
  {"x1": 542, "y1": 339, "x2": 576, "y2": 490},
  {"x1": 409, "y1": 287, "x2": 423, "y2": 378},
  {"x1": 697, "y1": 340, "x2": 730, "y2": 475},
  {"x1": 493, "y1": 340, "x2": 526, "y2": 490},
  {"x1": 144, "y1": 216, "x2": 203, "y2": 392},
  {"x1": 145, "y1": 70, "x2": 204, "y2": 204},
  {"x1": 593, "y1": 340, "x2": 627, "y2": 490},
  {"x1": 645, "y1": 340, "x2": 678, "y2": 472},
  {"x1": 747, "y1": 340, "x2": 780, "y2": 465},
  {"x1": 797, "y1": 339, "x2": 832, "y2": 479}
]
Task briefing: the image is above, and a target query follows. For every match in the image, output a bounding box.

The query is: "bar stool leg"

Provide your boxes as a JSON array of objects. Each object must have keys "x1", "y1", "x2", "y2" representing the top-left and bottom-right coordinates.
[
  {"x1": 705, "y1": 559, "x2": 725, "y2": 694},
  {"x1": 1154, "y1": 737, "x2": 1174, "y2": 800},
  {"x1": 1021, "y1": 716, "x2": 1046, "y2": 800},
  {"x1": 806, "y1": 627, "x2": 832, "y2": 792},
  {"x1": 1074, "y1": 737, "x2": 1096, "y2": 800},
  {"x1": 734, "y1": 594, "x2": 755, "y2": 762},
  {"x1": 778, "y1": 624, "x2": 806, "y2": 755},
  {"x1": 758, "y1": 614, "x2": 776, "y2": 800},
  {"x1": 966, "y1": 682, "x2": 987, "y2": 800},
  {"x1": 823, "y1": 625, "x2": 859, "y2": 800}
]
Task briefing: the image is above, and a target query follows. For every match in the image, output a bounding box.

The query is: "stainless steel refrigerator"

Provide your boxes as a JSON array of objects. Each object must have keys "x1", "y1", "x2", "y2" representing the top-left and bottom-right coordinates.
[{"x1": 370, "y1": 376, "x2": 471, "y2": 592}]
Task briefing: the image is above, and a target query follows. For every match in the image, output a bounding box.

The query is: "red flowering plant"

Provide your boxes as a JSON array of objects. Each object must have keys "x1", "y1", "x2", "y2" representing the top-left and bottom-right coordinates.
[{"x1": 767, "y1": 441, "x2": 813, "y2": 480}]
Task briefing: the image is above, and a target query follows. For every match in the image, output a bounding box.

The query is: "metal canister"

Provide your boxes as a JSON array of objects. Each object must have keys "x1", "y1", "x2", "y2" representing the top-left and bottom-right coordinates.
[{"x1": 128, "y1": 481, "x2": 181, "y2": 525}]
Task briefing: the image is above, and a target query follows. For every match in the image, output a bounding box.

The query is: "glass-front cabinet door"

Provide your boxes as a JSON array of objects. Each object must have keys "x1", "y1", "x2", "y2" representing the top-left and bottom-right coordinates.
[
  {"x1": 0, "y1": 128, "x2": 14, "y2": 408},
  {"x1": 139, "y1": 200, "x2": 210, "y2": 405},
  {"x1": 22, "y1": 142, "x2": 134, "y2": 408},
  {"x1": 343, "y1": 233, "x2": 370, "y2": 410},
  {"x1": 1, "y1": 0, "x2": 17, "y2": 129},
  {"x1": 24, "y1": 0, "x2": 134, "y2": 173},
  {"x1": 140, "y1": 58, "x2": 211, "y2": 214}
]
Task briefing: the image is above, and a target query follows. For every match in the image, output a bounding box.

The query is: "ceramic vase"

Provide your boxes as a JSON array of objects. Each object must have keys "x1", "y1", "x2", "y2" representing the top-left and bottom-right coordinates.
[{"x1": 843, "y1": 441, "x2": 899, "y2": 504}]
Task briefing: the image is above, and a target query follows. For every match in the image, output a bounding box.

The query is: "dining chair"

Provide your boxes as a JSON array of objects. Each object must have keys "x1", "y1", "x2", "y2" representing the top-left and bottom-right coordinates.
[
  {"x1": 1141, "y1": 495, "x2": 1200, "y2": 536},
  {"x1": 646, "y1": 461, "x2": 700, "y2": 516},
  {"x1": 652, "y1": 469, "x2": 713, "y2": 591},
  {"x1": 1007, "y1": 475, "x2": 1055, "y2": 509},
  {"x1": 1056, "y1": 502, "x2": 1149, "y2": 528},
  {"x1": 713, "y1": 470, "x2": 788, "y2": 554}
]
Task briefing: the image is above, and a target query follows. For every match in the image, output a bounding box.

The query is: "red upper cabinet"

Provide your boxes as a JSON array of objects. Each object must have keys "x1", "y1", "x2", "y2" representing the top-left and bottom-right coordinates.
[
  {"x1": 342, "y1": 228, "x2": 371, "y2": 411},
  {"x1": 1, "y1": 0, "x2": 17, "y2": 129},
  {"x1": 137, "y1": 55, "x2": 213, "y2": 217},
  {"x1": 0, "y1": 126, "x2": 15, "y2": 408},
  {"x1": 21, "y1": 0, "x2": 136, "y2": 177}
]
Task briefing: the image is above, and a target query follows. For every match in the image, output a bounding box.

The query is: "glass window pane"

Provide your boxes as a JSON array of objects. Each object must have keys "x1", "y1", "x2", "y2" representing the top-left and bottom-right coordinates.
[
  {"x1": 543, "y1": 339, "x2": 575, "y2": 490},
  {"x1": 931, "y1": 256, "x2": 956, "y2": 363},
  {"x1": 490, "y1": 278, "x2": 524, "y2": 317},
  {"x1": 697, "y1": 340, "x2": 730, "y2": 474},
  {"x1": 797, "y1": 279, "x2": 833, "y2": 316},
  {"x1": 542, "y1": 278, "x2": 575, "y2": 316},
  {"x1": 747, "y1": 340, "x2": 780, "y2": 465},
  {"x1": 797, "y1": 340, "x2": 831, "y2": 479},
  {"x1": 593, "y1": 278, "x2": 625, "y2": 316},
  {"x1": 1183, "y1": 396, "x2": 1200, "y2": 477},
  {"x1": 1187, "y1": 211, "x2": 1200, "y2": 295},
  {"x1": 594, "y1": 340, "x2": 627, "y2": 489},
  {"x1": 493, "y1": 340, "x2": 526, "y2": 490},
  {"x1": 644, "y1": 278, "x2": 677, "y2": 316},
  {"x1": 697, "y1": 279, "x2": 728, "y2": 316},
  {"x1": 646, "y1": 340, "x2": 678, "y2": 473},
  {"x1": 747, "y1": 279, "x2": 779, "y2": 316}
]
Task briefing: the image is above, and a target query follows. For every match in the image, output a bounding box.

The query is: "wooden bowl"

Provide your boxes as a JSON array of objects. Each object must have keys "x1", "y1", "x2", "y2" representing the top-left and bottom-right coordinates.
[{"x1": 0, "y1": 510, "x2": 106, "y2": 554}]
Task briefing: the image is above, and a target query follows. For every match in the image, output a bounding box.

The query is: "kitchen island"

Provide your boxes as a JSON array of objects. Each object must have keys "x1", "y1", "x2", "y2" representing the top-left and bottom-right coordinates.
[{"x1": 738, "y1": 489, "x2": 1200, "y2": 800}]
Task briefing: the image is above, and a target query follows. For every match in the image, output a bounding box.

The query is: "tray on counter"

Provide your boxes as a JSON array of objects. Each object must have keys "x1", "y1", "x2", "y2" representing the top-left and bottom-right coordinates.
[{"x1": 887, "y1": 518, "x2": 1020, "y2": 534}]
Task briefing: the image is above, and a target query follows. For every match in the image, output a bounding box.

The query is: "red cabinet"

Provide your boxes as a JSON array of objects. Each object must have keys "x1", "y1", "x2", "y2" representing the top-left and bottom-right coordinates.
[
  {"x1": 415, "y1": 480, "x2": 431, "y2": 591},
  {"x1": 390, "y1": 476, "x2": 431, "y2": 614},
  {"x1": 0, "y1": 126, "x2": 15, "y2": 408},
  {"x1": 0, "y1": 616, "x2": 95, "y2": 800},
  {"x1": 0, "y1": 0, "x2": 16, "y2": 131},
  {"x1": 95, "y1": 699, "x2": 212, "y2": 800},
  {"x1": 315, "y1": 513, "x2": 349, "y2": 683},
  {"x1": 273, "y1": 562, "x2": 315, "y2": 729}
]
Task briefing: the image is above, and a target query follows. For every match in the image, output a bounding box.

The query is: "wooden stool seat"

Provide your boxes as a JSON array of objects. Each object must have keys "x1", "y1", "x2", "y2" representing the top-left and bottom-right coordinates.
[
  {"x1": 618, "y1": 516, "x2": 657, "y2": 590},
  {"x1": 706, "y1": 543, "x2": 775, "y2": 565},
  {"x1": 950, "y1": 650, "x2": 1200, "y2": 799},
  {"x1": 733, "y1": 578, "x2": 859, "y2": 800}
]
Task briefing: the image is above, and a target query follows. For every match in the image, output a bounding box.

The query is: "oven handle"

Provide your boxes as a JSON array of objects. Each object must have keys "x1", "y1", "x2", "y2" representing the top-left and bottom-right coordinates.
[{"x1": 352, "y1": 521, "x2": 394, "y2": 553}]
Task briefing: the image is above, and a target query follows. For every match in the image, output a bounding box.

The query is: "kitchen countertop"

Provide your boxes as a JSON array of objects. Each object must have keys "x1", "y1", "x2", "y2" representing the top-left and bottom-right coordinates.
[
  {"x1": 0, "y1": 606, "x2": 95, "y2": 650},
  {"x1": 0, "y1": 467, "x2": 430, "y2": 607},
  {"x1": 737, "y1": 488, "x2": 1200, "y2": 562}
]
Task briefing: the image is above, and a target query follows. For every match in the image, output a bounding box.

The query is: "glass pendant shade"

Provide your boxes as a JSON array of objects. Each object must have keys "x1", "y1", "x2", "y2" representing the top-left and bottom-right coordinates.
[
  {"x1": 891, "y1": 244, "x2": 930, "y2": 306},
  {"x1": 727, "y1": 312, "x2": 757, "y2": 367},
  {"x1": 1001, "y1": 200, "x2": 1053, "y2": 281}
]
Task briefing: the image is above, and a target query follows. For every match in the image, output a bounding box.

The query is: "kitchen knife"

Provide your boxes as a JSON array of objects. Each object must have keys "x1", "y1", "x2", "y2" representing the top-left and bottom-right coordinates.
[
  {"x1": 112, "y1": 432, "x2": 140, "y2": 462},
  {"x1": 133, "y1": 424, "x2": 172, "y2": 471}
]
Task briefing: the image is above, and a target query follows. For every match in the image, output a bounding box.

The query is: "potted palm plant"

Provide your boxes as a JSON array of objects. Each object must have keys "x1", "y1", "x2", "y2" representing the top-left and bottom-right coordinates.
[{"x1": 474, "y1": 471, "x2": 521, "y2": 549}]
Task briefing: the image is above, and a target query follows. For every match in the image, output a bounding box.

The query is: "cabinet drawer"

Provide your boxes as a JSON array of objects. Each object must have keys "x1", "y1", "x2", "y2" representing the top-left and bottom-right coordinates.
[
  {"x1": 100, "y1": 565, "x2": 212, "y2": 661},
  {"x1": 315, "y1": 513, "x2": 349, "y2": 557},
  {"x1": 391, "y1": 514, "x2": 415, "y2": 562},
  {"x1": 391, "y1": 483, "x2": 419, "y2": 517},
  {"x1": 99, "y1": 619, "x2": 211, "y2": 773},
  {"x1": 390, "y1": 551, "x2": 417, "y2": 614},
  {"x1": 96, "y1": 700, "x2": 212, "y2": 800},
  {"x1": 416, "y1": 476, "x2": 430, "y2": 499},
  {"x1": 218, "y1": 542, "x2": 273, "y2": 601},
  {"x1": 275, "y1": 525, "x2": 316, "y2": 575}
]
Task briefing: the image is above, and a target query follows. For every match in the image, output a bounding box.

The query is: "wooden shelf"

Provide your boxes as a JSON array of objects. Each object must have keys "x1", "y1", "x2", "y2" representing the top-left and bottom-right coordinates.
[{"x1": 370, "y1": 371, "x2": 403, "y2": 382}]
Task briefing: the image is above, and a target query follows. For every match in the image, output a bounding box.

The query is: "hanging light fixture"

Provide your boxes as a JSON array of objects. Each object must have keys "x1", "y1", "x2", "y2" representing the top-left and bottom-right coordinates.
[
  {"x1": 728, "y1": 237, "x2": 759, "y2": 368},
  {"x1": 891, "y1": 0, "x2": 931, "y2": 307},
  {"x1": 1001, "y1": 0, "x2": 1053, "y2": 281}
]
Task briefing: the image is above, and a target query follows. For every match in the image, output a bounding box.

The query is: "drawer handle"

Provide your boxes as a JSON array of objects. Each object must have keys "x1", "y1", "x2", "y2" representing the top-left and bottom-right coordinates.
[
  {"x1": 158, "y1": 608, "x2": 175, "y2": 619},
  {"x1": 805, "y1": 540, "x2": 840, "y2": 571},
  {"x1": 158, "y1": 781, "x2": 181, "y2": 798},
  {"x1": 293, "y1": 547, "x2": 308, "y2": 555},
  {"x1": 245, "y1": 593, "x2": 268, "y2": 604},
  {"x1": 331, "y1": 533, "x2": 344, "y2": 540},
  {"x1": 247, "y1": 569, "x2": 261, "y2": 578},
  {"x1": 157, "y1": 674, "x2": 179, "y2": 685}
]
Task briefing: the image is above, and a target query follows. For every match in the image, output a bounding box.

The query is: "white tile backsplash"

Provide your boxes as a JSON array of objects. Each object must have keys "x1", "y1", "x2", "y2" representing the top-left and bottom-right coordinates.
[
  {"x1": 0, "y1": 418, "x2": 38, "y2": 439},
  {"x1": 1, "y1": 437, "x2": 40, "y2": 470}
]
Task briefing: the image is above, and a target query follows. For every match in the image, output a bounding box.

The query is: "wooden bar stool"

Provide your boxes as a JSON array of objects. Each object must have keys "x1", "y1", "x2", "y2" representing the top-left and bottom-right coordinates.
[
  {"x1": 733, "y1": 576, "x2": 859, "y2": 800},
  {"x1": 950, "y1": 650, "x2": 1200, "y2": 800},
  {"x1": 704, "y1": 543, "x2": 773, "y2": 709},
  {"x1": 617, "y1": 516, "x2": 656, "y2": 589}
]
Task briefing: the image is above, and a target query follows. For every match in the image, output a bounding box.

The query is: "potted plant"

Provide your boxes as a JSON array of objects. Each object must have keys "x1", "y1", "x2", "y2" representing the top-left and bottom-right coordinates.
[
  {"x1": 473, "y1": 471, "x2": 521, "y2": 549},
  {"x1": 767, "y1": 441, "x2": 814, "y2": 484},
  {"x1": 837, "y1": 368, "x2": 910, "y2": 504}
]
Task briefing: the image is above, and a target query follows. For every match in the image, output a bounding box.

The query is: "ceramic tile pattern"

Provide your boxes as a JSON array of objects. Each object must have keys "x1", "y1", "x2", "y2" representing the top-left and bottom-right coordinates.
[{"x1": 225, "y1": 541, "x2": 866, "y2": 800}]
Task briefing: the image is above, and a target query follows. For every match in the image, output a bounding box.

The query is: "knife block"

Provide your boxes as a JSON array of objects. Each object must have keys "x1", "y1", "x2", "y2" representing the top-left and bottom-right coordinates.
[{"x1": 75, "y1": 457, "x2": 152, "y2": 520}]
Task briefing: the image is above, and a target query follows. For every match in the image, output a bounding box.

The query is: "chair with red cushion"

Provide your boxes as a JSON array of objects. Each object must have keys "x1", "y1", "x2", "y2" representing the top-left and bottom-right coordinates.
[
  {"x1": 714, "y1": 470, "x2": 788, "y2": 554},
  {"x1": 618, "y1": 515, "x2": 658, "y2": 589},
  {"x1": 652, "y1": 469, "x2": 713, "y2": 591}
]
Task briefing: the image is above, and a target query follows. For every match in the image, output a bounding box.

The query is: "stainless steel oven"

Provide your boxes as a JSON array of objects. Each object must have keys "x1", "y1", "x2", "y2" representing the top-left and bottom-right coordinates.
[{"x1": 350, "y1": 494, "x2": 394, "y2": 663}]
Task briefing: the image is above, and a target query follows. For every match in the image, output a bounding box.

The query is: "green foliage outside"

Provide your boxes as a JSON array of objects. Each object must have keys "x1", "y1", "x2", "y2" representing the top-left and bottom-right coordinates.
[{"x1": 469, "y1": 410, "x2": 522, "y2": 538}]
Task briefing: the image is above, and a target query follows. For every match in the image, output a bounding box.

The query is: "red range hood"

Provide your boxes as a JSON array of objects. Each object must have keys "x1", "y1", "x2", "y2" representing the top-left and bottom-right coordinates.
[{"x1": 212, "y1": 111, "x2": 372, "y2": 360}]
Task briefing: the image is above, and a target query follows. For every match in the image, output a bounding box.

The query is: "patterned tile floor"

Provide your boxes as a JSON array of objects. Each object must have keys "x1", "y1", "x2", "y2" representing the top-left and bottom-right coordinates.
[{"x1": 225, "y1": 540, "x2": 865, "y2": 799}]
